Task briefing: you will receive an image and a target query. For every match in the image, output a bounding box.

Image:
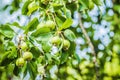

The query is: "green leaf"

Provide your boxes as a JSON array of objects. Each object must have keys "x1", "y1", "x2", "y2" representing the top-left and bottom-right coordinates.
[
  {"x1": 113, "y1": 5, "x2": 120, "y2": 14},
  {"x1": 79, "y1": 0, "x2": 89, "y2": 8},
  {"x1": 27, "y1": 1, "x2": 39, "y2": 15},
  {"x1": 7, "y1": 47, "x2": 17, "y2": 59},
  {"x1": 88, "y1": 0, "x2": 94, "y2": 10},
  {"x1": 52, "y1": 3, "x2": 63, "y2": 11},
  {"x1": 32, "y1": 32, "x2": 53, "y2": 42},
  {"x1": 79, "y1": 0, "x2": 88, "y2": 11},
  {"x1": 31, "y1": 27, "x2": 51, "y2": 37},
  {"x1": 8, "y1": 22, "x2": 21, "y2": 28},
  {"x1": 22, "y1": 1, "x2": 31, "y2": 15},
  {"x1": 24, "y1": 17, "x2": 39, "y2": 34},
  {"x1": 27, "y1": 62, "x2": 36, "y2": 80},
  {"x1": 22, "y1": 63, "x2": 27, "y2": 78},
  {"x1": 66, "y1": 2, "x2": 78, "y2": 14},
  {"x1": 0, "y1": 25, "x2": 15, "y2": 38},
  {"x1": 74, "y1": 53, "x2": 81, "y2": 63},
  {"x1": 58, "y1": 19, "x2": 73, "y2": 30},
  {"x1": 55, "y1": 10, "x2": 66, "y2": 27},
  {"x1": 6, "y1": 22, "x2": 25, "y2": 31},
  {"x1": 0, "y1": 66, "x2": 5, "y2": 71},
  {"x1": 45, "y1": 53, "x2": 52, "y2": 64},
  {"x1": 68, "y1": 42, "x2": 76, "y2": 55},
  {"x1": 52, "y1": 56, "x2": 60, "y2": 65},
  {"x1": 29, "y1": 62, "x2": 37, "y2": 74},
  {"x1": 0, "y1": 51, "x2": 10, "y2": 64},
  {"x1": 92, "y1": 0, "x2": 102, "y2": 6},
  {"x1": 0, "y1": 35, "x2": 5, "y2": 53},
  {"x1": 5, "y1": 41, "x2": 15, "y2": 50},
  {"x1": 27, "y1": 62, "x2": 37, "y2": 80},
  {"x1": 30, "y1": 47, "x2": 41, "y2": 58},
  {"x1": 1, "y1": 72, "x2": 7, "y2": 80},
  {"x1": 60, "y1": 52, "x2": 69, "y2": 64},
  {"x1": 66, "y1": 9, "x2": 71, "y2": 18},
  {"x1": 63, "y1": 29, "x2": 76, "y2": 41},
  {"x1": 42, "y1": 41, "x2": 52, "y2": 53},
  {"x1": 55, "y1": 16, "x2": 64, "y2": 28},
  {"x1": 7, "y1": 63, "x2": 15, "y2": 77}
]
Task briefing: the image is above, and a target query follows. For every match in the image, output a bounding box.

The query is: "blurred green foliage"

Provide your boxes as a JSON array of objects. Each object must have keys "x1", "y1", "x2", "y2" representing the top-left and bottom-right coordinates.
[{"x1": 0, "y1": 0, "x2": 120, "y2": 80}]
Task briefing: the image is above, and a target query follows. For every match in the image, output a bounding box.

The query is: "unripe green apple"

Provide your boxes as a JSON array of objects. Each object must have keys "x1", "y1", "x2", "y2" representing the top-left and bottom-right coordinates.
[
  {"x1": 46, "y1": 20, "x2": 55, "y2": 30},
  {"x1": 21, "y1": 42, "x2": 28, "y2": 51},
  {"x1": 23, "y1": 52, "x2": 33, "y2": 61},
  {"x1": 36, "y1": 22, "x2": 46, "y2": 30},
  {"x1": 51, "y1": 36, "x2": 61, "y2": 46},
  {"x1": 16, "y1": 58, "x2": 25, "y2": 67},
  {"x1": 63, "y1": 39, "x2": 70, "y2": 50}
]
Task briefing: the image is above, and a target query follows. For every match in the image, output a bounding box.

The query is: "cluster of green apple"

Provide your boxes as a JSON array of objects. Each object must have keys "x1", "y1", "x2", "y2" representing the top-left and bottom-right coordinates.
[
  {"x1": 16, "y1": 42, "x2": 33, "y2": 67},
  {"x1": 37, "y1": 20, "x2": 55, "y2": 31},
  {"x1": 36, "y1": 20, "x2": 71, "y2": 51},
  {"x1": 50, "y1": 36, "x2": 70, "y2": 50}
]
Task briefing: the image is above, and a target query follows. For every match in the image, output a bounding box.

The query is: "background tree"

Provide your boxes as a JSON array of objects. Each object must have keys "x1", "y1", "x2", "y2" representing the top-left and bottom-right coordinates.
[{"x1": 0, "y1": 0, "x2": 120, "y2": 80}]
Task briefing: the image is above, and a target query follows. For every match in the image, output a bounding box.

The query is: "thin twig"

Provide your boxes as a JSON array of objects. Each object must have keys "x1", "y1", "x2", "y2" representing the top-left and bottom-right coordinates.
[{"x1": 78, "y1": 13, "x2": 99, "y2": 80}]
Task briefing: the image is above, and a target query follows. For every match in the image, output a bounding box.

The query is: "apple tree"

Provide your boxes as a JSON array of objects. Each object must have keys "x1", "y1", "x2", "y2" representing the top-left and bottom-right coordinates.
[{"x1": 0, "y1": 0, "x2": 120, "y2": 80}]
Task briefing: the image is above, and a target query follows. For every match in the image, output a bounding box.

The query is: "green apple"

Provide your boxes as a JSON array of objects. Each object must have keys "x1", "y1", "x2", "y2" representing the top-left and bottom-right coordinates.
[
  {"x1": 63, "y1": 39, "x2": 70, "y2": 50},
  {"x1": 16, "y1": 58, "x2": 25, "y2": 67},
  {"x1": 23, "y1": 52, "x2": 33, "y2": 61},
  {"x1": 21, "y1": 41, "x2": 28, "y2": 51},
  {"x1": 46, "y1": 20, "x2": 55, "y2": 30},
  {"x1": 51, "y1": 36, "x2": 61, "y2": 46},
  {"x1": 36, "y1": 22, "x2": 46, "y2": 30}
]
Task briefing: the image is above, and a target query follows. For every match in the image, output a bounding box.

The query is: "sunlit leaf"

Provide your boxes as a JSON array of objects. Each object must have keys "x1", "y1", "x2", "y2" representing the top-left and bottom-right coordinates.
[
  {"x1": 0, "y1": 25, "x2": 15, "y2": 38},
  {"x1": 64, "y1": 29, "x2": 76, "y2": 41},
  {"x1": 58, "y1": 19, "x2": 73, "y2": 30},
  {"x1": 24, "y1": 17, "x2": 39, "y2": 33}
]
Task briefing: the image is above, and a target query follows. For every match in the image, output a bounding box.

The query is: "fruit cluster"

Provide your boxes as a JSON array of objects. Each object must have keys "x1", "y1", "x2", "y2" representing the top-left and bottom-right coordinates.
[
  {"x1": 16, "y1": 51, "x2": 33, "y2": 67},
  {"x1": 50, "y1": 36, "x2": 70, "y2": 50},
  {"x1": 36, "y1": 20, "x2": 71, "y2": 51},
  {"x1": 16, "y1": 41, "x2": 33, "y2": 67}
]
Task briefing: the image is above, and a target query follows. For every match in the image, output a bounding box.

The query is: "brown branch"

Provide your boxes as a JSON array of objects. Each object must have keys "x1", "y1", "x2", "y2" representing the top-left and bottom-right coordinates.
[{"x1": 78, "y1": 13, "x2": 99, "y2": 80}]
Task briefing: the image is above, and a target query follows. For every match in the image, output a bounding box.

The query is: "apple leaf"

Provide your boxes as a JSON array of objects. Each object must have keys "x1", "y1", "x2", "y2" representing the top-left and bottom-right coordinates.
[
  {"x1": 58, "y1": 19, "x2": 73, "y2": 30},
  {"x1": 24, "y1": 17, "x2": 39, "y2": 34},
  {"x1": 64, "y1": 29, "x2": 76, "y2": 41}
]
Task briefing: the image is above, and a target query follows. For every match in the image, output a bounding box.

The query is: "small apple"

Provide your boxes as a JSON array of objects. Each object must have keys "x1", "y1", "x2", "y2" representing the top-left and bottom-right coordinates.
[
  {"x1": 36, "y1": 22, "x2": 46, "y2": 30},
  {"x1": 63, "y1": 39, "x2": 70, "y2": 50},
  {"x1": 51, "y1": 36, "x2": 61, "y2": 46},
  {"x1": 21, "y1": 41, "x2": 28, "y2": 51},
  {"x1": 16, "y1": 58, "x2": 25, "y2": 67},
  {"x1": 46, "y1": 20, "x2": 55, "y2": 30},
  {"x1": 23, "y1": 52, "x2": 33, "y2": 61}
]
